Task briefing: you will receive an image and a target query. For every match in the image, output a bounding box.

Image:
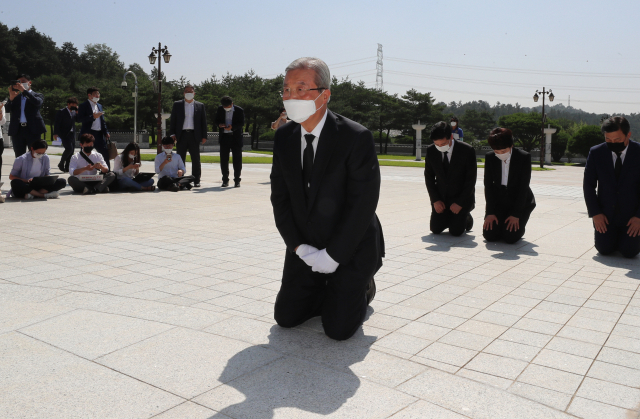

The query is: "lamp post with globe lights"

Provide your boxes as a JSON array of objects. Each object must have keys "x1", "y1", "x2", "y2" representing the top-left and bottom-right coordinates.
[
  {"x1": 149, "y1": 43, "x2": 171, "y2": 153},
  {"x1": 533, "y1": 88, "x2": 554, "y2": 168}
]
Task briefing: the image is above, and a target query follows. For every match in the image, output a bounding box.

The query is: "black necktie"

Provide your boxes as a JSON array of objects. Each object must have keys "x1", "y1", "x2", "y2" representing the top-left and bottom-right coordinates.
[
  {"x1": 442, "y1": 151, "x2": 450, "y2": 175},
  {"x1": 303, "y1": 134, "x2": 315, "y2": 198},
  {"x1": 615, "y1": 152, "x2": 623, "y2": 180}
]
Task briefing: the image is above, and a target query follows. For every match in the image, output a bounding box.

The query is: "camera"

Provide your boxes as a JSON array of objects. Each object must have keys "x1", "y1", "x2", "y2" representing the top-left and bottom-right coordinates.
[{"x1": 9, "y1": 80, "x2": 19, "y2": 92}]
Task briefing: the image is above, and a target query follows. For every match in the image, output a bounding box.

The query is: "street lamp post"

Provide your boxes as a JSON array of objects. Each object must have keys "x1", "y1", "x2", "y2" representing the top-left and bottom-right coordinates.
[
  {"x1": 533, "y1": 87, "x2": 554, "y2": 168},
  {"x1": 121, "y1": 71, "x2": 138, "y2": 144},
  {"x1": 148, "y1": 43, "x2": 171, "y2": 154}
]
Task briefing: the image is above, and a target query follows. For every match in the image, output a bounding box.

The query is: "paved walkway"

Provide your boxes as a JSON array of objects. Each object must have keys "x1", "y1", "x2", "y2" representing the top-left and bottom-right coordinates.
[{"x1": 1, "y1": 156, "x2": 639, "y2": 419}]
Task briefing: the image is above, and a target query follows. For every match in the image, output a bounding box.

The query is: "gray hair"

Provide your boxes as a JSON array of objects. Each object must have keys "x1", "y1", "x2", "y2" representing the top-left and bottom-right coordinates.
[{"x1": 285, "y1": 57, "x2": 331, "y2": 90}]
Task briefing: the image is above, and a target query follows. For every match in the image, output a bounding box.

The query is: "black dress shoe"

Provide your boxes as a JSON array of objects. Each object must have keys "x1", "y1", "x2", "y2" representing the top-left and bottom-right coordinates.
[
  {"x1": 222, "y1": 181, "x2": 229, "y2": 187},
  {"x1": 58, "y1": 165, "x2": 65, "y2": 172},
  {"x1": 366, "y1": 277, "x2": 376, "y2": 305},
  {"x1": 234, "y1": 181, "x2": 240, "y2": 188},
  {"x1": 466, "y1": 214, "x2": 474, "y2": 231},
  {"x1": 194, "y1": 182, "x2": 201, "y2": 187}
]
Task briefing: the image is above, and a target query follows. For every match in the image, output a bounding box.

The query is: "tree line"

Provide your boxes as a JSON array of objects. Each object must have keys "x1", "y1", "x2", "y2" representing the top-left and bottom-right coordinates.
[{"x1": 1, "y1": 23, "x2": 621, "y2": 157}]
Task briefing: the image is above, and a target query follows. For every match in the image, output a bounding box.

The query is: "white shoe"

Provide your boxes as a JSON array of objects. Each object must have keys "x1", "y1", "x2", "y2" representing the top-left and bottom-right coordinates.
[
  {"x1": 24, "y1": 193, "x2": 34, "y2": 200},
  {"x1": 44, "y1": 191, "x2": 59, "y2": 199},
  {"x1": 0, "y1": 195, "x2": 5, "y2": 203},
  {"x1": 82, "y1": 187, "x2": 90, "y2": 195}
]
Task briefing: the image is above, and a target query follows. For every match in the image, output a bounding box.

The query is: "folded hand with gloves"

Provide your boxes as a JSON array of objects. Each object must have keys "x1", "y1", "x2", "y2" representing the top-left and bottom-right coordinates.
[{"x1": 295, "y1": 245, "x2": 340, "y2": 274}]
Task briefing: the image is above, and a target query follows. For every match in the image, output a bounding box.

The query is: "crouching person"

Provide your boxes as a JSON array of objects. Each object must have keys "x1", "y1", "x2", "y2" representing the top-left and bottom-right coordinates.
[
  {"x1": 9, "y1": 139, "x2": 67, "y2": 199},
  {"x1": 113, "y1": 143, "x2": 155, "y2": 192},
  {"x1": 155, "y1": 136, "x2": 195, "y2": 191},
  {"x1": 68, "y1": 133, "x2": 115, "y2": 194}
]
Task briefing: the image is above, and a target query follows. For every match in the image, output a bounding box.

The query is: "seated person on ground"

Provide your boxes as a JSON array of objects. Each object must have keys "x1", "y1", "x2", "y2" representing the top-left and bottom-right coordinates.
[
  {"x1": 155, "y1": 136, "x2": 195, "y2": 191},
  {"x1": 113, "y1": 142, "x2": 155, "y2": 192},
  {"x1": 424, "y1": 121, "x2": 477, "y2": 236},
  {"x1": 68, "y1": 133, "x2": 115, "y2": 194},
  {"x1": 482, "y1": 128, "x2": 536, "y2": 244},
  {"x1": 584, "y1": 116, "x2": 640, "y2": 259},
  {"x1": 9, "y1": 139, "x2": 66, "y2": 199}
]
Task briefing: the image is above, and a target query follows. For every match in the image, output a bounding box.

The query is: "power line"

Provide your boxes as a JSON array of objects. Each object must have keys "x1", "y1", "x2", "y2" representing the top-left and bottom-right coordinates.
[{"x1": 386, "y1": 57, "x2": 640, "y2": 79}]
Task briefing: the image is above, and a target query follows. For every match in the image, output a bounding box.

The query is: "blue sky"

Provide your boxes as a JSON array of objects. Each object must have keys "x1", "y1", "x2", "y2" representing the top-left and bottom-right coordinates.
[{"x1": 2, "y1": 0, "x2": 640, "y2": 114}]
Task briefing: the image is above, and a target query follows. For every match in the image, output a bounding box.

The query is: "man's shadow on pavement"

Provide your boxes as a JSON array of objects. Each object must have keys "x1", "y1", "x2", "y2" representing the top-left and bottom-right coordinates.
[
  {"x1": 422, "y1": 233, "x2": 479, "y2": 252},
  {"x1": 203, "y1": 324, "x2": 374, "y2": 419}
]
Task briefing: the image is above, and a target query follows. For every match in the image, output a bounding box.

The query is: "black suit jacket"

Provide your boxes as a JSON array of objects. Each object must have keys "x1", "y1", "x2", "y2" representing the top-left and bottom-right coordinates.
[
  {"x1": 270, "y1": 110, "x2": 384, "y2": 266},
  {"x1": 5, "y1": 90, "x2": 47, "y2": 136},
  {"x1": 53, "y1": 108, "x2": 76, "y2": 140},
  {"x1": 584, "y1": 140, "x2": 640, "y2": 226},
  {"x1": 169, "y1": 100, "x2": 208, "y2": 141},
  {"x1": 215, "y1": 105, "x2": 245, "y2": 147},
  {"x1": 424, "y1": 140, "x2": 477, "y2": 211},
  {"x1": 484, "y1": 148, "x2": 536, "y2": 218},
  {"x1": 77, "y1": 100, "x2": 109, "y2": 136}
]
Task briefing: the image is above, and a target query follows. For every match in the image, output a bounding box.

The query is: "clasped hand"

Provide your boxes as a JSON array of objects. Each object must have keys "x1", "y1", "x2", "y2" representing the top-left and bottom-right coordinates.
[{"x1": 296, "y1": 244, "x2": 339, "y2": 274}]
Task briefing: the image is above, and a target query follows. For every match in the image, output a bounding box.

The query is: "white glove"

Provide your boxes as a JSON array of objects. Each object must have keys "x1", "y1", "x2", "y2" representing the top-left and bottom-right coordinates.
[
  {"x1": 296, "y1": 244, "x2": 319, "y2": 267},
  {"x1": 311, "y1": 249, "x2": 340, "y2": 274}
]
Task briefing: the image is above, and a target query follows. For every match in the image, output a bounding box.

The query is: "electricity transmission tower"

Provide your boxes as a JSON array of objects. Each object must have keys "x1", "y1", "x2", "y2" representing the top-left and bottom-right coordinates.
[{"x1": 375, "y1": 43, "x2": 383, "y2": 91}]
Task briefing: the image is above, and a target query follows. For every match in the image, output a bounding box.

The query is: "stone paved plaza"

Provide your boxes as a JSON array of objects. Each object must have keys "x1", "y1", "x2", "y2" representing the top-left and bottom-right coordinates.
[{"x1": 1, "y1": 154, "x2": 639, "y2": 419}]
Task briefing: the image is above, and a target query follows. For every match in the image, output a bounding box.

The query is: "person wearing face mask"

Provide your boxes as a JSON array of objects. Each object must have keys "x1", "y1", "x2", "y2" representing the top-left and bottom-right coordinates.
[
  {"x1": 424, "y1": 121, "x2": 477, "y2": 237},
  {"x1": 155, "y1": 136, "x2": 195, "y2": 191},
  {"x1": 215, "y1": 96, "x2": 245, "y2": 187},
  {"x1": 53, "y1": 97, "x2": 79, "y2": 173},
  {"x1": 271, "y1": 107, "x2": 289, "y2": 130},
  {"x1": 8, "y1": 139, "x2": 66, "y2": 199},
  {"x1": 77, "y1": 86, "x2": 111, "y2": 169},
  {"x1": 584, "y1": 116, "x2": 640, "y2": 258},
  {"x1": 68, "y1": 133, "x2": 115, "y2": 194},
  {"x1": 113, "y1": 143, "x2": 155, "y2": 192},
  {"x1": 5, "y1": 74, "x2": 47, "y2": 157},
  {"x1": 169, "y1": 85, "x2": 207, "y2": 187},
  {"x1": 450, "y1": 116, "x2": 464, "y2": 142},
  {"x1": 270, "y1": 57, "x2": 384, "y2": 341},
  {"x1": 483, "y1": 128, "x2": 536, "y2": 244}
]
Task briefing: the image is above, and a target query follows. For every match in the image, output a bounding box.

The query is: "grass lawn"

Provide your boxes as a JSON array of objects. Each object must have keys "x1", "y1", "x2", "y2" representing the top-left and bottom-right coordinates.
[{"x1": 138, "y1": 154, "x2": 273, "y2": 164}]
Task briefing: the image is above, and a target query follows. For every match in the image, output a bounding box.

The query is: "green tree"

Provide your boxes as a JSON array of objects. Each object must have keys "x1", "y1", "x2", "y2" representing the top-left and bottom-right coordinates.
[
  {"x1": 498, "y1": 112, "x2": 544, "y2": 152},
  {"x1": 567, "y1": 125, "x2": 603, "y2": 157},
  {"x1": 461, "y1": 108, "x2": 495, "y2": 140},
  {"x1": 551, "y1": 131, "x2": 570, "y2": 162}
]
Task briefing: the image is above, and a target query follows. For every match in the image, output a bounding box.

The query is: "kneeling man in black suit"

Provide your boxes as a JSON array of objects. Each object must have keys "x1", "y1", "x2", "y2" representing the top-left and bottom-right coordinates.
[
  {"x1": 584, "y1": 116, "x2": 640, "y2": 258},
  {"x1": 270, "y1": 57, "x2": 384, "y2": 341},
  {"x1": 424, "y1": 121, "x2": 477, "y2": 236}
]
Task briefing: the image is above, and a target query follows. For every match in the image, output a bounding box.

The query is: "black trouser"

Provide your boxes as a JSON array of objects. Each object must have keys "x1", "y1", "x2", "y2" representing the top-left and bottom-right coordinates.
[
  {"x1": 220, "y1": 134, "x2": 242, "y2": 183},
  {"x1": 430, "y1": 206, "x2": 471, "y2": 236},
  {"x1": 68, "y1": 173, "x2": 115, "y2": 193},
  {"x1": 59, "y1": 132, "x2": 75, "y2": 171},
  {"x1": 14, "y1": 125, "x2": 41, "y2": 157},
  {"x1": 157, "y1": 175, "x2": 196, "y2": 190},
  {"x1": 595, "y1": 224, "x2": 640, "y2": 259},
  {"x1": 0, "y1": 138, "x2": 4, "y2": 179},
  {"x1": 274, "y1": 247, "x2": 379, "y2": 341},
  {"x1": 483, "y1": 189, "x2": 533, "y2": 244},
  {"x1": 89, "y1": 130, "x2": 110, "y2": 170},
  {"x1": 176, "y1": 130, "x2": 201, "y2": 183},
  {"x1": 11, "y1": 179, "x2": 66, "y2": 198}
]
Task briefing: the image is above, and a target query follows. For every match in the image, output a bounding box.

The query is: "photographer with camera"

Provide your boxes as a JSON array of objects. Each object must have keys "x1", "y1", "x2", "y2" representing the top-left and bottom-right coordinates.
[
  {"x1": 68, "y1": 133, "x2": 115, "y2": 194},
  {"x1": 5, "y1": 74, "x2": 47, "y2": 157}
]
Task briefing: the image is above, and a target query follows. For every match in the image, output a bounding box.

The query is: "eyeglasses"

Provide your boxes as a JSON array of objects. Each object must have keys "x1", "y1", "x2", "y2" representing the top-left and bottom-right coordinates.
[{"x1": 280, "y1": 87, "x2": 326, "y2": 99}]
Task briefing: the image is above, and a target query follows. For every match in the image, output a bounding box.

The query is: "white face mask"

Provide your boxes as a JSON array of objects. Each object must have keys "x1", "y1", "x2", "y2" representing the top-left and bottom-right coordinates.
[
  {"x1": 451, "y1": 122, "x2": 457, "y2": 127},
  {"x1": 129, "y1": 154, "x2": 137, "y2": 161},
  {"x1": 496, "y1": 150, "x2": 511, "y2": 161},
  {"x1": 33, "y1": 152, "x2": 44, "y2": 159},
  {"x1": 283, "y1": 92, "x2": 324, "y2": 123},
  {"x1": 164, "y1": 148, "x2": 173, "y2": 154},
  {"x1": 224, "y1": 106, "x2": 233, "y2": 112},
  {"x1": 91, "y1": 97, "x2": 100, "y2": 103},
  {"x1": 435, "y1": 142, "x2": 451, "y2": 153},
  {"x1": 22, "y1": 83, "x2": 30, "y2": 90},
  {"x1": 185, "y1": 93, "x2": 194, "y2": 101}
]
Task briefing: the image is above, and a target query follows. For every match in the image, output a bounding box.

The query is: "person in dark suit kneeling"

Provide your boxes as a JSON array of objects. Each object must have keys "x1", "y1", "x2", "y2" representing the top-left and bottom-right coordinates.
[
  {"x1": 424, "y1": 121, "x2": 477, "y2": 236},
  {"x1": 483, "y1": 128, "x2": 536, "y2": 244},
  {"x1": 584, "y1": 116, "x2": 640, "y2": 258},
  {"x1": 271, "y1": 57, "x2": 384, "y2": 341}
]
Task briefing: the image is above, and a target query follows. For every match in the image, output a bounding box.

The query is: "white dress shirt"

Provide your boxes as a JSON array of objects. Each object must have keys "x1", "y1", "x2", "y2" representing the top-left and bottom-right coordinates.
[
  {"x1": 113, "y1": 154, "x2": 138, "y2": 179},
  {"x1": 300, "y1": 110, "x2": 328, "y2": 167},
  {"x1": 224, "y1": 106, "x2": 234, "y2": 133},
  {"x1": 69, "y1": 150, "x2": 107, "y2": 176},
  {"x1": 89, "y1": 100, "x2": 102, "y2": 131},
  {"x1": 611, "y1": 144, "x2": 629, "y2": 166},
  {"x1": 183, "y1": 100, "x2": 195, "y2": 130},
  {"x1": 0, "y1": 107, "x2": 6, "y2": 139},
  {"x1": 29, "y1": 157, "x2": 42, "y2": 178},
  {"x1": 501, "y1": 153, "x2": 511, "y2": 186},
  {"x1": 155, "y1": 152, "x2": 186, "y2": 178},
  {"x1": 441, "y1": 138, "x2": 454, "y2": 162}
]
